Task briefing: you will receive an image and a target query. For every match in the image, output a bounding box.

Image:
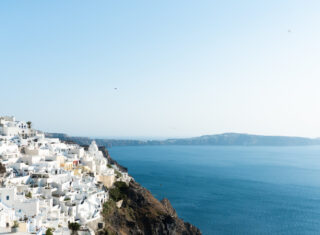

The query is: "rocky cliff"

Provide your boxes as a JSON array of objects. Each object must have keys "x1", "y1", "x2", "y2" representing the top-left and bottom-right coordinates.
[
  {"x1": 98, "y1": 147, "x2": 201, "y2": 235},
  {"x1": 99, "y1": 180, "x2": 201, "y2": 235}
]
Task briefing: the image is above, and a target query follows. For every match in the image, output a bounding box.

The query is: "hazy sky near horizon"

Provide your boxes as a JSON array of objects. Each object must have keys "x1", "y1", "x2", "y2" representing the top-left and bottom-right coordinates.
[{"x1": 1, "y1": 1, "x2": 320, "y2": 138}]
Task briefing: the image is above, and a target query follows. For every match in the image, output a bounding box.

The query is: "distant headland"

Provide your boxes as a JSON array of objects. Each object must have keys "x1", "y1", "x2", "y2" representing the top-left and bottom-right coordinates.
[{"x1": 45, "y1": 132, "x2": 320, "y2": 147}]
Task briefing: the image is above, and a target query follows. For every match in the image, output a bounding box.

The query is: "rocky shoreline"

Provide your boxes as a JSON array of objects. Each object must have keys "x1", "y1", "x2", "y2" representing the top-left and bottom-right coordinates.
[{"x1": 95, "y1": 146, "x2": 201, "y2": 235}]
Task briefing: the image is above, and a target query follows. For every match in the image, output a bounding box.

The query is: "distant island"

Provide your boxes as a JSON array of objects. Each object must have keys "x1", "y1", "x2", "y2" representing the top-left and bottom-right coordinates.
[{"x1": 45, "y1": 132, "x2": 320, "y2": 147}]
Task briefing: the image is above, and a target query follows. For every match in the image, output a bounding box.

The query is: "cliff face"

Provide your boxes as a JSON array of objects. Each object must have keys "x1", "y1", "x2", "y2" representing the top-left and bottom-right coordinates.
[
  {"x1": 99, "y1": 180, "x2": 201, "y2": 235},
  {"x1": 98, "y1": 147, "x2": 201, "y2": 235}
]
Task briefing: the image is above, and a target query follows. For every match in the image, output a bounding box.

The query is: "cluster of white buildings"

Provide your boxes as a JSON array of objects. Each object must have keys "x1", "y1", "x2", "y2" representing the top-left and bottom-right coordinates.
[{"x1": 0, "y1": 116, "x2": 131, "y2": 234}]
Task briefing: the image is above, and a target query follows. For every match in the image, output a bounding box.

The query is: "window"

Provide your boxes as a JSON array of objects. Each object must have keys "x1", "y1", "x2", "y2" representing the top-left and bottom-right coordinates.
[{"x1": 6, "y1": 195, "x2": 9, "y2": 200}]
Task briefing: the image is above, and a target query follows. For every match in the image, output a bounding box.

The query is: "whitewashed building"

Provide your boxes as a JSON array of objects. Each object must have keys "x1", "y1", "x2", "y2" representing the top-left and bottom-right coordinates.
[{"x1": 0, "y1": 116, "x2": 131, "y2": 234}]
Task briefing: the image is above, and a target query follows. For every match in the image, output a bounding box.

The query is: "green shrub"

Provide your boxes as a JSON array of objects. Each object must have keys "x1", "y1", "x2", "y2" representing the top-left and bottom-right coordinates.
[
  {"x1": 98, "y1": 229, "x2": 117, "y2": 235},
  {"x1": 103, "y1": 200, "x2": 116, "y2": 215},
  {"x1": 109, "y1": 181, "x2": 129, "y2": 201},
  {"x1": 68, "y1": 222, "x2": 80, "y2": 233},
  {"x1": 12, "y1": 221, "x2": 19, "y2": 228},
  {"x1": 0, "y1": 163, "x2": 6, "y2": 174},
  {"x1": 114, "y1": 170, "x2": 122, "y2": 179},
  {"x1": 25, "y1": 191, "x2": 32, "y2": 198},
  {"x1": 46, "y1": 228, "x2": 54, "y2": 235}
]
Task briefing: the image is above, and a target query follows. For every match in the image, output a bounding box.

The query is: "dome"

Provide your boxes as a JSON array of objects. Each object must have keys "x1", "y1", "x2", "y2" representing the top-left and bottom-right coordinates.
[{"x1": 88, "y1": 141, "x2": 99, "y2": 153}]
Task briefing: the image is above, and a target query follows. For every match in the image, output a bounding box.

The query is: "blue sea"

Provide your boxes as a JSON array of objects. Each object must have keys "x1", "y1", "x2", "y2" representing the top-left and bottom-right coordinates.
[{"x1": 108, "y1": 145, "x2": 320, "y2": 235}]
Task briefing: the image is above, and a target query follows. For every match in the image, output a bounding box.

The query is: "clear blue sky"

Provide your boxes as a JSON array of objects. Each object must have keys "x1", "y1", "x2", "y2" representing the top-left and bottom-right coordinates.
[{"x1": 1, "y1": 1, "x2": 320, "y2": 138}]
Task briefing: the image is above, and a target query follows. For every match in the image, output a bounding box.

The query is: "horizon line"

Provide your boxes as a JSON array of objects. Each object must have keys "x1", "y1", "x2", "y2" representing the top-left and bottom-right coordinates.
[{"x1": 47, "y1": 132, "x2": 320, "y2": 141}]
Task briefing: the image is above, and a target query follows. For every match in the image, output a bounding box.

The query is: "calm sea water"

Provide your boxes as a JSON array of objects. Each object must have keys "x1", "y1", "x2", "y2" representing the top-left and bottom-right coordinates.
[{"x1": 108, "y1": 145, "x2": 320, "y2": 235}]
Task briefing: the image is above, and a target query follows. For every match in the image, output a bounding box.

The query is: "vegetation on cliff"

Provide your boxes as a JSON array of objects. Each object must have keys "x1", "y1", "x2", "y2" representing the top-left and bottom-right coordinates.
[{"x1": 99, "y1": 180, "x2": 201, "y2": 235}]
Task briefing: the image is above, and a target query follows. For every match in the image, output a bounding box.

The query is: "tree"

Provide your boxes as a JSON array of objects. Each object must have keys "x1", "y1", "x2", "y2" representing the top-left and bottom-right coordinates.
[
  {"x1": 46, "y1": 228, "x2": 54, "y2": 235},
  {"x1": 109, "y1": 181, "x2": 129, "y2": 201},
  {"x1": 68, "y1": 222, "x2": 80, "y2": 235},
  {"x1": 0, "y1": 163, "x2": 6, "y2": 175},
  {"x1": 26, "y1": 121, "x2": 32, "y2": 129}
]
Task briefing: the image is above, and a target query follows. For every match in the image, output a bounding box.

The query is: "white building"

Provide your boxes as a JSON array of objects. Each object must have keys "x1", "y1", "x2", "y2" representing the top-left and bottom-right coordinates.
[{"x1": 0, "y1": 116, "x2": 131, "y2": 234}]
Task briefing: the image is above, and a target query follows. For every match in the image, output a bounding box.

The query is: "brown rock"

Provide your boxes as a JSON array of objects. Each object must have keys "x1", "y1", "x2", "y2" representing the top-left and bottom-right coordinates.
[{"x1": 99, "y1": 180, "x2": 201, "y2": 235}]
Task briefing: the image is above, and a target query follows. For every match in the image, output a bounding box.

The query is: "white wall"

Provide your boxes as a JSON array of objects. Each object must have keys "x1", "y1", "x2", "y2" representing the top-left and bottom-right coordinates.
[
  {"x1": 0, "y1": 188, "x2": 16, "y2": 206},
  {"x1": 15, "y1": 199, "x2": 39, "y2": 217}
]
